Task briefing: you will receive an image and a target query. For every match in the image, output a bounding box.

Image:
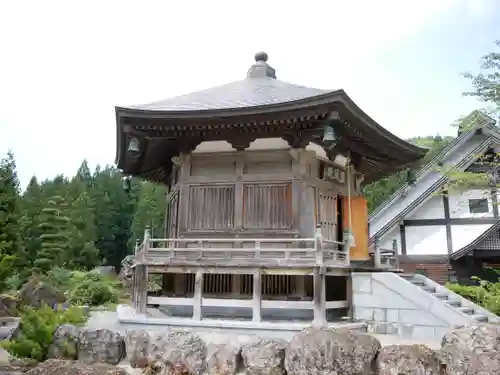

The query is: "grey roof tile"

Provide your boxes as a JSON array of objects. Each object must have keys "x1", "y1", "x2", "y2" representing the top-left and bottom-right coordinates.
[{"x1": 127, "y1": 53, "x2": 333, "y2": 111}]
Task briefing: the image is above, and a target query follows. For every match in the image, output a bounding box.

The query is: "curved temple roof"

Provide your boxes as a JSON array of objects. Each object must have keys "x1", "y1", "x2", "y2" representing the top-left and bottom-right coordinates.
[{"x1": 115, "y1": 52, "x2": 427, "y2": 184}]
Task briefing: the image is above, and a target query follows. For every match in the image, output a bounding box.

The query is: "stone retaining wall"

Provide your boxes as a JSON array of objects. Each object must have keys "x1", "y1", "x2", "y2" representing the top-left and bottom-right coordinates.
[{"x1": 16, "y1": 322, "x2": 500, "y2": 375}]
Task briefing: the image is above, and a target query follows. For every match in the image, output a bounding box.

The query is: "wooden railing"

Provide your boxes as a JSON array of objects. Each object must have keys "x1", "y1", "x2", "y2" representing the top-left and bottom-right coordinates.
[
  {"x1": 133, "y1": 227, "x2": 349, "y2": 268},
  {"x1": 370, "y1": 237, "x2": 399, "y2": 269}
]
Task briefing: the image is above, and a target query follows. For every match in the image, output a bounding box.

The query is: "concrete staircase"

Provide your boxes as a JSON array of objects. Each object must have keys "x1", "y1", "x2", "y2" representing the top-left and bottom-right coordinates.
[{"x1": 400, "y1": 273, "x2": 498, "y2": 324}]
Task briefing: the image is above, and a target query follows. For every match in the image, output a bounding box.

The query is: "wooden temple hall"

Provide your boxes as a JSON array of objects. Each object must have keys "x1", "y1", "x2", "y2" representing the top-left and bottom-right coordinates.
[{"x1": 115, "y1": 52, "x2": 427, "y2": 325}]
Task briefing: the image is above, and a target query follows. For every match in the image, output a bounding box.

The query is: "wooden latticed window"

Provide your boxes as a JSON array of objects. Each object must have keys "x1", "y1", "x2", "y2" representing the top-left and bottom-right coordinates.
[
  {"x1": 242, "y1": 183, "x2": 292, "y2": 229},
  {"x1": 317, "y1": 191, "x2": 337, "y2": 240},
  {"x1": 187, "y1": 185, "x2": 235, "y2": 230}
]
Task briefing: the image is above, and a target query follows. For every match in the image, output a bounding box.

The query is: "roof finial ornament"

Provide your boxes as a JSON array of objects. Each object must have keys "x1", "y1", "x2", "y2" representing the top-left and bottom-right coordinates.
[
  {"x1": 255, "y1": 51, "x2": 268, "y2": 62},
  {"x1": 247, "y1": 51, "x2": 276, "y2": 79}
]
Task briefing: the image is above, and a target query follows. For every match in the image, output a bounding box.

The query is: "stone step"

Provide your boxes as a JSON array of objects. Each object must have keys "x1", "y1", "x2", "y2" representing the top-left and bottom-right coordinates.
[
  {"x1": 472, "y1": 314, "x2": 488, "y2": 322},
  {"x1": 446, "y1": 299, "x2": 462, "y2": 307},
  {"x1": 431, "y1": 292, "x2": 448, "y2": 299},
  {"x1": 459, "y1": 306, "x2": 475, "y2": 315},
  {"x1": 420, "y1": 285, "x2": 436, "y2": 293},
  {"x1": 410, "y1": 279, "x2": 426, "y2": 286}
]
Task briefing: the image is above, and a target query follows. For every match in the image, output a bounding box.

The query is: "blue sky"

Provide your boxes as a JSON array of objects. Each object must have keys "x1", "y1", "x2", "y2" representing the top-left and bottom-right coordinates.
[{"x1": 0, "y1": 0, "x2": 499, "y2": 188}]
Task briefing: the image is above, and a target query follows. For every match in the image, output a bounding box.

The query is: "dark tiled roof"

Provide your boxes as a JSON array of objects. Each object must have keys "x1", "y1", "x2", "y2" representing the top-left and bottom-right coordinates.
[
  {"x1": 126, "y1": 52, "x2": 332, "y2": 112},
  {"x1": 451, "y1": 220, "x2": 500, "y2": 260},
  {"x1": 129, "y1": 77, "x2": 331, "y2": 111}
]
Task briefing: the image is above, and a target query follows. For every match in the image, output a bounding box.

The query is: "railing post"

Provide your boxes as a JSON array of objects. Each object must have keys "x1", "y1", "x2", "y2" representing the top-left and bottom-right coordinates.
[
  {"x1": 315, "y1": 225, "x2": 324, "y2": 266},
  {"x1": 252, "y1": 270, "x2": 262, "y2": 322},
  {"x1": 131, "y1": 239, "x2": 140, "y2": 310},
  {"x1": 392, "y1": 239, "x2": 400, "y2": 269},
  {"x1": 193, "y1": 270, "x2": 203, "y2": 321},
  {"x1": 313, "y1": 225, "x2": 326, "y2": 326},
  {"x1": 374, "y1": 236, "x2": 382, "y2": 269}
]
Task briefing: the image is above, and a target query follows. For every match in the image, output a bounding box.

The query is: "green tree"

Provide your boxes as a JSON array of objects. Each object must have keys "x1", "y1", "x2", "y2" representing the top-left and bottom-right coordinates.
[
  {"x1": 0, "y1": 152, "x2": 22, "y2": 284},
  {"x1": 69, "y1": 191, "x2": 99, "y2": 269},
  {"x1": 363, "y1": 135, "x2": 453, "y2": 212},
  {"x1": 464, "y1": 40, "x2": 500, "y2": 111},
  {"x1": 35, "y1": 196, "x2": 73, "y2": 273},
  {"x1": 129, "y1": 181, "x2": 167, "y2": 247}
]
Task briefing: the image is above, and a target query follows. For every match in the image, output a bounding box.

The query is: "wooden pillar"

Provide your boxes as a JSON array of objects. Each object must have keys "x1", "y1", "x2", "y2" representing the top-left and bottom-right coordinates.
[
  {"x1": 313, "y1": 267, "x2": 326, "y2": 326},
  {"x1": 252, "y1": 271, "x2": 262, "y2": 322},
  {"x1": 374, "y1": 236, "x2": 382, "y2": 268},
  {"x1": 193, "y1": 271, "x2": 203, "y2": 320},
  {"x1": 138, "y1": 228, "x2": 150, "y2": 314},
  {"x1": 232, "y1": 274, "x2": 241, "y2": 296},
  {"x1": 131, "y1": 267, "x2": 138, "y2": 309},
  {"x1": 296, "y1": 275, "x2": 306, "y2": 299}
]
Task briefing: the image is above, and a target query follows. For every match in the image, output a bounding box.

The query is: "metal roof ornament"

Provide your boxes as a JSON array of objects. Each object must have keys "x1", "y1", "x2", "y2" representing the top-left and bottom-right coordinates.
[
  {"x1": 246, "y1": 51, "x2": 276, "y2": 79},
  {"x1": 127, "y1": 137, "x2": 140, "y2": 154}
]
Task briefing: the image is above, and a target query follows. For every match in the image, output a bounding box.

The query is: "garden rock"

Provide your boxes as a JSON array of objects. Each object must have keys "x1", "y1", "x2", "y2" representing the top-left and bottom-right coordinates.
[
  {"x1": 441, "y1": 323, "x2": 500, "y2": 375},
  {"x1": 24, "y1": 359, "x2": 127, "y2": 375},
  {"x1": 285, "y1": 327, "x2": 380, "y2": 375},
  {"x1": 0, "y1": 295, "x2": 19, "y2": 317},
  {"x1": 377, "y1": 344, "x2": 441, "y2": 375},
  {"x1": 0, "y1": 317, "x2": 20, "y2": 341},
  {"x1": 207, "y1": 342, "x2": 242, "y2": 375},
  {"x1": 48, "y1": 324, "x2": 80, "y2": 360},
  {"x1": 18, "y1": 276, "x2": 65, "y2": 309},
  {"x1": 159, "y1": 331, "x2": 207, "y2": 375},
  {"x1": 241, "y1": 339, "x2": 287, "y2": 375},
  {"x1": 118, "y1": 255, "x2": 134, "y2": 286},
  {"x1": 78, "y1": 328, "x2": 125, "y2": 365},
  {"x1": 124, "y1": 329, "x2": 154, "y2": 367}
]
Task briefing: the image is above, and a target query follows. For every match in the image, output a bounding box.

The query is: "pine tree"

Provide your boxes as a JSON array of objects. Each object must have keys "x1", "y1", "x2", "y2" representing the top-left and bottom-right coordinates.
[
  {"x1": 34, "y1": 196, "x2": 73, "y2": 273},
  {"x1": 69, "y1": 192, "x2": 99, "y2": 269},
  {"x1": 19, "y1": 176, "x2": 44, "y2": 278},
  {"x1": 0, "y1": 152, "x2": 22, "y2": 284},
  {"x1": 130, "y1": 181, "x2": 167, "y2": 246}
]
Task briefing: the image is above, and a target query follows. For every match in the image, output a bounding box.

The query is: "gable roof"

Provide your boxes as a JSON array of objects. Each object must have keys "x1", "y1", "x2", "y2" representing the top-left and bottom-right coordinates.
[
  {"x1": 450, "y1": 220, "x2": 500, "y2": 260},
  {"x1": 368, "y1": 112, "x2": 497, "y2": 245}
]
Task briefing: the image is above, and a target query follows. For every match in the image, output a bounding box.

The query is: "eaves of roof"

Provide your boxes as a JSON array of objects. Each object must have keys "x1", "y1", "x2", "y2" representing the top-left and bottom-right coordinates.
[
  {"x1": 369, "y1": 116, "x2": 497, "y2": 221},
  {"x1": 450, "y1": 220, "x2": 500, "y2": 260},
  {"x1": 368, "y1": 136, "x2": 498, "y2": 245}
]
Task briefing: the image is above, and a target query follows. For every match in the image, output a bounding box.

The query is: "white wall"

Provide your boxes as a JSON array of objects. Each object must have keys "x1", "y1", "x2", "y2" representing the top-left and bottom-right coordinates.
[
  {"x1": 451, "y1": 224, "x2": 493, "y2": 252},
  {"x1": 448, "y1": 189, "x2": 493, "y2": 219},
  {"x1": 405, "y1": 226, "x2": 448, "y2": 255},
  {"x1": 407, "y1": 195, "x2": 444, "y2": 220}
]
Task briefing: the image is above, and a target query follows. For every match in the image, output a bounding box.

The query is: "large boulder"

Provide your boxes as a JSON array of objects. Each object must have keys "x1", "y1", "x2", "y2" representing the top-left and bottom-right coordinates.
[
  {"x1": 241, "y1": 339, "x2": 287, "y2": 375},
  {"x1": 0, "y1": 294, "x2": 19, "y2": 317},
  {"x1": 157, "y1": 331, "x2": 206, "y2": 375},
  {"x1": 118, "y1": 255, "x2": 134, "y2": 286},
  {"x1": 48, "y1": 324, "x2": 80, "y2": 360},
  {"x1": 207, "y1": 343, "x2": 242, "y2": 375},
  {"x1": 78, "y1": 328, "x2": 125, "y2": 365},
  {"x1": 377, "y1": 344, "x2": 441, "y2": 375},
  {"x1": 124, "y1": 329, "x2": 157, "y2": 368},
  {"x1": 24, "y1": 359, "x2": 127, "y2": 375},
  {"x1": 285, "y1": 327, "x2": 380, "y2": 375},
  {"x1": 441, "y1": 324, "x2": 500, "y2": 375},
  {"x1": 124, "y1": 329, "x2": 206, "y2": 374},
  {"x1": 18, "y1": 276, "x2": 65, "y2": 309}
]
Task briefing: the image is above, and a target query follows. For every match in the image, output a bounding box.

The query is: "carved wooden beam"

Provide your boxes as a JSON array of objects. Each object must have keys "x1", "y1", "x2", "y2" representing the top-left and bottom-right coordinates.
[{"x1": 228, "y1": 138, "x2": 256, "y2": 152}]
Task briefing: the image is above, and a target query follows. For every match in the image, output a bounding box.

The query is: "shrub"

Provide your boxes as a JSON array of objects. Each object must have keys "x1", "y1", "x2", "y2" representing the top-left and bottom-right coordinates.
[
  {"x1": 2, "y1": 304, "x2": 88, "y2": 361},
  {"x1": 67, "y1": 271, "x2": 122, "y2": 307},
  {"x1": 447, "y1": 276, "x2": 500, "y2": 315},
  {"x1": 43, "y1": 267, "x2": 123, "y2": 307}
]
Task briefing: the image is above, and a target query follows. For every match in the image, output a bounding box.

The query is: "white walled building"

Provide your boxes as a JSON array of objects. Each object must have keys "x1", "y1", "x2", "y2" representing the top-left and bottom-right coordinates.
[{"x1": 369, "y1": 112, "x2": 500, "y2": 283}]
